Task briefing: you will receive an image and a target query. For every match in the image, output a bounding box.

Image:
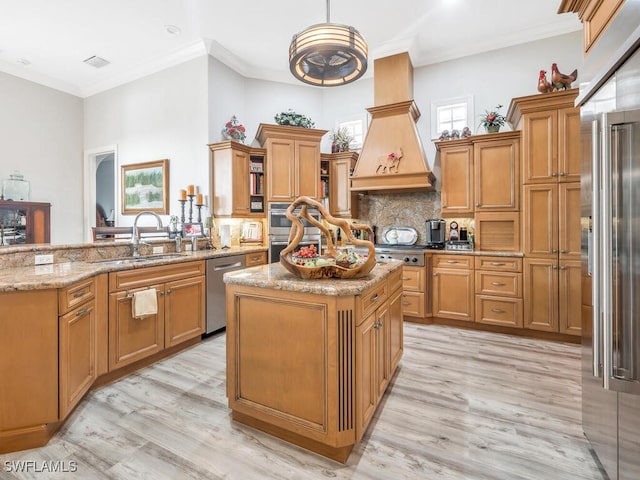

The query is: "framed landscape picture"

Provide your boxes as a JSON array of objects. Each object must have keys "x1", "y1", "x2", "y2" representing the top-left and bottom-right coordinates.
[{"x1": 121, "y1": 159, "x2": 169, "y2": 214}]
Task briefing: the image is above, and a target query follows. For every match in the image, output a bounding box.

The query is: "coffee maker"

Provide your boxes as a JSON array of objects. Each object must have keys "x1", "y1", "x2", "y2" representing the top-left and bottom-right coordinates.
[{"x1": 426, "y1": 219, "x2": 446, "y2": 249}]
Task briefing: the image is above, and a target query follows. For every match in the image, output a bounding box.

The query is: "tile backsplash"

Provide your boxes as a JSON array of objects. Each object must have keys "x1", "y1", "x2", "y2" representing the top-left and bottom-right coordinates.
[{"x1": 357, "y1": 192, "x2": 441, "y2": 244}]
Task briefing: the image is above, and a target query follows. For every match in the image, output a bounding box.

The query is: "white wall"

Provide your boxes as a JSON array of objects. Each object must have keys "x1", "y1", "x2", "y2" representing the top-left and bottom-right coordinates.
[
  {"x1": 84, "y1": 56, "x2": 209, "y2": 229},
  {"x1": 0, "y1": 72, "x2": 84, "y2": 244}
]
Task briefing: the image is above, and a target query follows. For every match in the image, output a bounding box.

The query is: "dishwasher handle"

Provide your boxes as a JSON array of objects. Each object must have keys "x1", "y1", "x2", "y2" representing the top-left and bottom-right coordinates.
[{"x1": 212, "y1": 261, "x2": 244, "y2": 272}]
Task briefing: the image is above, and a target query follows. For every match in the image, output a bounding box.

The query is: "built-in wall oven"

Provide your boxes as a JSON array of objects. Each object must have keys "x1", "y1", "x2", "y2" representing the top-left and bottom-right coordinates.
[{"x1": 268, "y1": 202, "x2": 321, "y2": 263}]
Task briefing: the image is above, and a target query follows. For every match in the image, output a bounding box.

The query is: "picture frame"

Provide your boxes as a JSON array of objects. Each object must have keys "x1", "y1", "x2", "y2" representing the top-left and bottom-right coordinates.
[
  {"x1": 121, "y1": 159, "x2": 169, "y2": 214},
  {"x1": 182, "y1": 222, "x2": 204, "y2": 237}
]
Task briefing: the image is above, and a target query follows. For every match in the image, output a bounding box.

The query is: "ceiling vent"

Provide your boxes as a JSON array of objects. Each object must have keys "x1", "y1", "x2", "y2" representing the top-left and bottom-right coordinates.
[{"x1": 83, "y1": 55, "x2": 111, "y2": 69}]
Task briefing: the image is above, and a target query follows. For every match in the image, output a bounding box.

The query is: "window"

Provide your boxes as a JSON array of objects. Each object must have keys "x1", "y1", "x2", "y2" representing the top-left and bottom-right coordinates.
[
  {"x1": 337, "y1": 115, "x2": 367, "y2": 151},
  {"x1": 431, "y1": 95, "x2": 474, "y2": 139}
]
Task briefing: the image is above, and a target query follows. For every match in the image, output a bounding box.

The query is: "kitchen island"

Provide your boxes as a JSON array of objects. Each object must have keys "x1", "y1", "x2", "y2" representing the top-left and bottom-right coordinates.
[{"x1": 224, "y1": 260, "x2": 403, "y2": 463}]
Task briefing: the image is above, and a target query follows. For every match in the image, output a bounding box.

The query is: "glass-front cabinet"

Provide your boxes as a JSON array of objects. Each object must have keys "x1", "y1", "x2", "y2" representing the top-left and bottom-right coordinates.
[{"x1": 0, "y1": 200, "x2": 51, "y2": 245}]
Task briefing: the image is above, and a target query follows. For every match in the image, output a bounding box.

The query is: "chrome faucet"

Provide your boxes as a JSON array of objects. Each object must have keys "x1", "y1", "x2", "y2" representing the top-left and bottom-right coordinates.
[{"x1": 131, "y1": 211, "x2": 163, "y2": 257}]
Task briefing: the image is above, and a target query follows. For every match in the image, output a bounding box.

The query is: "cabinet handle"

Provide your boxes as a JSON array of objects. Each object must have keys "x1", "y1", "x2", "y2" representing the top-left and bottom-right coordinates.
[
  {"x1": 73, "y1": 291, "x2": 86, "y2": 298},
  {"x1": 552, "y1": 265, "x2": 558, "y2": 270},
  {"x1": 490, "y1": 308, "x2": 506, "y2": 314},
  {"x1": 371, "y1": 294, "x2": 379, "y2": 303},
  {"x1": 166, "y1": 289, "x2": 172, "y2": 295},
  {"x1": 75, "y1": 307, "x2": 88, "y2": 317},
  {"x1": 490, "y1": 281, "x2": 506, "y2": 286},
  {"x1": 476, "y1": 203, "x2": 481, "y2": 207},
  {"x1": 560, "y1": 266, "x2": 567, "y2": 270},
  {"x1": 560, "y1": 172, "x2": 567, "y2": 176},
  {"x1": 552, "y1": 172, "x2": 558, "y2": 177},
  {"x1": 433, "y1": 273, "x2": 438, "y2": 277},
  {"x1": 401, "y1": 277, "x2": 411, "y2": 280},
  {"x1": 552, "y1": 249, "x2": 558, "y2": 253},
  {"x1": 490, "y1": 262, "x2": 505, "y2": 266},
  {"x1": 159, "y1": 291, "x2": 165, "y2": 296},
  {"x1": 560, "y1": 250, "x2": 568, "y2": 254},
  {"x1": 402, "y1": 302, "x2": 411, "y2": 306},
  {"x1": 446, "y1": 260, "x2": 458, "y2": 264}
]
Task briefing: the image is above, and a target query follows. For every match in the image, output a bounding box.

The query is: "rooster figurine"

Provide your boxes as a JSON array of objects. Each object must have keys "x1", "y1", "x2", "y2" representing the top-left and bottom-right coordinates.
[
  {"x1": 537, "y1": 70, "x2": 553, "y2": 94},
  {"x1": 551, "y1": 63, "x2": 578, "y2": 90}
]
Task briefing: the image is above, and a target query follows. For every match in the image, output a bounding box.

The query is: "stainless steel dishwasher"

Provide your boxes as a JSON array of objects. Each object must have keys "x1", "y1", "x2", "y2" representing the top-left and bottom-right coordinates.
[{"x1": 205, "y1": 255, "x2": 246, "y2": 334}]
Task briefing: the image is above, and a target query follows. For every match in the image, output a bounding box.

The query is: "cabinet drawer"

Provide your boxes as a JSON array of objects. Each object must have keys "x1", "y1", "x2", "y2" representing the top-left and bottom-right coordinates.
[
  {"x1": 402, "y1": 266, "x2": 424, "y2": 291},
  {"x1": 59, "y1": 278, "x2": 96, "y2": 315},
  {"x1": 474, "y1": 256, "x2": 522, "y2": 272},
  {"x1": 475, "y1": 271, "x2": 522, "y2": 297},
  {"x1": 433, "y1": 255, "x2": 473, "y2": 269},
  {"x1": 359, "y1": 281, "x2": 388, "y2": 322},
  {"x1": 245, "y1": 251, "x2": 267, "y2": 267},
  {"x1": 388, "y1": 267, "x2": 404, "y2": 294},
  {"x1": 109, "y1": 261, "x2": 205, "y2": 292},
  {"x1": 401, "y1": 292, "x2": 424, "y2": 317},
  {"x1": 475, "y1": 295, "x2": 523, "y2": 328}
]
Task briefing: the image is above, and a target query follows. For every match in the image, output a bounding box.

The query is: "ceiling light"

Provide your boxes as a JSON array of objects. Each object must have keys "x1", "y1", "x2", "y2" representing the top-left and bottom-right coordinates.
[
  {"x1": 164, "y1": 25, "x2": 181, "y2": 35},
  {"x1": 289, "y1": 0, "x2": 368, "y2": 87},
  {"x1": 16, "y1": 58, "x2": 31, "y2": 66},
  {"x1": 83, "y1": 55, "x2": 111, "y2": 69}
]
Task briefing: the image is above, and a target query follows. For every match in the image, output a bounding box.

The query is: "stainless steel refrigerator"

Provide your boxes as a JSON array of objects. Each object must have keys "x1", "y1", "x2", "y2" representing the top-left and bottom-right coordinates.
[{"x1": 580, "y1": 3, "x2": 640, "y2": 479}]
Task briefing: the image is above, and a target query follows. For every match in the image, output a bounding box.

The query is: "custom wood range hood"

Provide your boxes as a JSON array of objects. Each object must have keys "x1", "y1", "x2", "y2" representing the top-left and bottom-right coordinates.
[{"x1": 351, "y1": 52, "x2": 435, "y2": 193}]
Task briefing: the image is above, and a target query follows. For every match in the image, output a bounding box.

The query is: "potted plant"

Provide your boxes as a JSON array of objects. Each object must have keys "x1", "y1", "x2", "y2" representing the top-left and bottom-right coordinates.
[
  {"x1": 479, "y1": 104, "x2": 506, "y2": 133},
  {"x1": 329, "y1": 127, "x2": 354, "y2": 153},
  {"x1": 274, "y1": 110, "x2": 315, "y2": 128},
  {"x1": 221, "y1": 115, "x2": 247, "y2": 143}
]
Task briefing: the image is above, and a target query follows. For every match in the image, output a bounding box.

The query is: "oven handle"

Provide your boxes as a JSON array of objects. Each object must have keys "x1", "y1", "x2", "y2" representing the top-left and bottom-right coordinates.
[{"x1": 270, "y1": 240, "x2": 319, "y2": 246}]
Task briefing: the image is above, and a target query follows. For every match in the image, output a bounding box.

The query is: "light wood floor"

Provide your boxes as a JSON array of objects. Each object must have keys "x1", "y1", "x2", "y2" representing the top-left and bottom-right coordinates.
[{"x1": 0, "y1": 324, "x2": 605, "y2": 479}]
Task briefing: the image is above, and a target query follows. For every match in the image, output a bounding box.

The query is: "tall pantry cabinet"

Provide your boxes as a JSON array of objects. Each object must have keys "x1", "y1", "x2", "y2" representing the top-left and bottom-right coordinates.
[{"x1": 507, "y1": 89, "x2": 582, "y2": 336}]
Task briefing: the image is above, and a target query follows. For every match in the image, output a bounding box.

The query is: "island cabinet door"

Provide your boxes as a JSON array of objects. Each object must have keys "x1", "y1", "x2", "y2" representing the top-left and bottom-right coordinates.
[
  {"x1": 108, "y1": 286, "x2": 165, "y2": 371},
  {"x1": 356, "y1": 310, "x2": 378, "y2": 440},
  {"x1": 164, "y1": 275, "x2": 205, "y2": 348},
  {"x1": 387, "y1": 288, "x2": 404, "y2": 374}
]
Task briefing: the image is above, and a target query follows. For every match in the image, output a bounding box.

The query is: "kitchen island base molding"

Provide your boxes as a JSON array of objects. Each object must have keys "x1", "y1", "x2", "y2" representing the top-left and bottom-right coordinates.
[{"x1": 232, "y1": 411, "x2": 354, "y2": 463}]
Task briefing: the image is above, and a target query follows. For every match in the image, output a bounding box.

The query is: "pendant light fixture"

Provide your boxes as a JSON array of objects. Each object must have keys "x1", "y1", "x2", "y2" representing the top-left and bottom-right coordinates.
[{"x1": 289, "y1": 0, "x2": 368, "y2": 87}]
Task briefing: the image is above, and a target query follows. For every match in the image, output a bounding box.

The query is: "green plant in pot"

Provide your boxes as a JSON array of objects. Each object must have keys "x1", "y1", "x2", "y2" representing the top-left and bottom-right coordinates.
[
  {"x1": 274, "y1": 110, "x2": 315, "y2": 128},
  {"x1": 329, "y1": 127, "x2": 354, "y2": 153},
  {"x1": 479, "y1": 104, "x2": 506, "y2": 133}
]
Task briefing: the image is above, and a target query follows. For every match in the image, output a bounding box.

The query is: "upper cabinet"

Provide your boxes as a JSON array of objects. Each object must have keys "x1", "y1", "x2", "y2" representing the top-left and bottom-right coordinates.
[
  {"x1": 0, "y1": 200, "x2": 51, "y2": 244},
  {"x1": 507, "y1": 89, "x2": 581, "y2": 184},
  {"x1": 321, "y1": 152, "x2": 359, "y2": 219},
  {"x1": 209, "y1": 141, "x2": 266, "y2": 218},
  {"x1": 256, "y1": 124, "x2": 327, "y2": 203},
  {"x1": 435, "y1": 137, "x2": 474, "y2": 216},
  {"x1": 435, "y1": 131, "x2": 520, "y2": 217},
  {"x1": 558, "y1": 0, "x2": 625, "y2": 54}
]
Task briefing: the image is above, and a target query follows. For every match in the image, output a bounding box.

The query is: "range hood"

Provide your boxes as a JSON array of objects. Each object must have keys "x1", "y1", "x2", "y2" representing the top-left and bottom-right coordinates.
[{"x1": 351, "y1": 53, "x2": 435, "y2": 193}]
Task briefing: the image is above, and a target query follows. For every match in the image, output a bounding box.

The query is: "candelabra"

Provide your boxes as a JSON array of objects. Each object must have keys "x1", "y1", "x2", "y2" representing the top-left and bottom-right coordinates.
[
  {"x1": 187, "y1": 194, "x2": 195, "y2": 223},
  {"x1": 195, "y1": 202, "x2": 203, "y2": 223},
  {"x1": 178, "y1": 199, "x2": 187, "y2": 224}
]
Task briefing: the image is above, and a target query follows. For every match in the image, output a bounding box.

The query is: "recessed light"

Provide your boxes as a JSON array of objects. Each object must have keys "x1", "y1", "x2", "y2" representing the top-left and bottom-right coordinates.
[
  {"x1": 164, "y1": 25, "x2": 181, "y2": 35},
  {"x1": 16, "y1": 58, "x2": 31, "y2": 66}
]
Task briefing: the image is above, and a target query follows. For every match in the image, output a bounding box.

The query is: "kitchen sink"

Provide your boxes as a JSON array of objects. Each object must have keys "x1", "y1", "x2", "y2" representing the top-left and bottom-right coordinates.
[{"x1": 90, "y1": 253, "x2": 187, "y2": 265}]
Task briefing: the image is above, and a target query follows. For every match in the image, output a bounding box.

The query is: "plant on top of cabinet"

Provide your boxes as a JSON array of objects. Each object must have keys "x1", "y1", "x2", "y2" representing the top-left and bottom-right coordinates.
[
  {"x1": 221, "y1": 115, "x2": 247, "y2": 143},
  {"x1": 274, "y1": 110, "x2": 315, "y2": 128},
  {"x1": 478, "y1": 104, "x2": 506, "y2": 133}
]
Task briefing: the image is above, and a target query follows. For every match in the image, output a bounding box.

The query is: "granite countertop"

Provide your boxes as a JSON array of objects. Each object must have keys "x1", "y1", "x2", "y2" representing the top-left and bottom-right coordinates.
[
  {"x1": 223, "y1": 260, "x2": 403, "y2": 296},
  {"x1": 0, "y1": 246, "x2": 267, "y2": 292}
]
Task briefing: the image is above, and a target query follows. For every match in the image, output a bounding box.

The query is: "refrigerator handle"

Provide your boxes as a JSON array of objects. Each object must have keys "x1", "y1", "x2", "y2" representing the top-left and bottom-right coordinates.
[
  {"x1": 601, "y1": 117, "x2": 614, "y2": 390},
  {"x1": 591, "y1": 119, "x2": 601, "y2": 378}
]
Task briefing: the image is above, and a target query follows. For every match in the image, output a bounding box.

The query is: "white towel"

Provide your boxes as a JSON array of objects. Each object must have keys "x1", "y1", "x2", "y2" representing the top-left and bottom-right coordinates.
[{"x1": 132, "y1": 288, "x2": 158, "y2": 318}]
